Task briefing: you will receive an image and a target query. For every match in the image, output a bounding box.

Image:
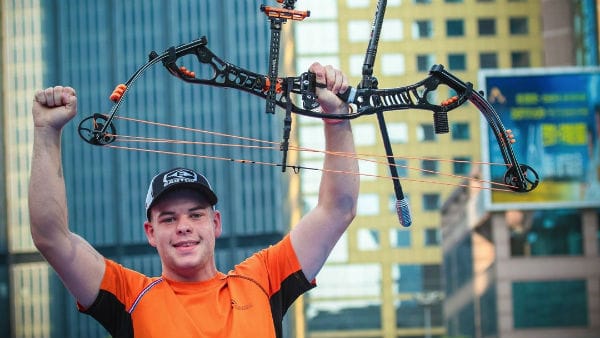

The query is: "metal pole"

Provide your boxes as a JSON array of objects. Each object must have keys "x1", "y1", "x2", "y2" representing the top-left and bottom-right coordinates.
[{"x1": 424, "y1": 305, "x2": 432, "y2": 338}]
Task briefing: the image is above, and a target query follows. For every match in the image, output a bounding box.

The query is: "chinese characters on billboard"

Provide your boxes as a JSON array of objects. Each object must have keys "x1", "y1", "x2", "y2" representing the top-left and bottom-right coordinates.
[{"x1": 481, "y1": 68, "x2": 600, "y2": 210}]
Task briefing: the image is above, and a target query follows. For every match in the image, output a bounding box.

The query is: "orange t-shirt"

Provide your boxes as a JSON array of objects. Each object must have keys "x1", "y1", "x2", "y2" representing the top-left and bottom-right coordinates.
[{"x1": 80, "y1": 235, "x2": 314, "y2": 337}]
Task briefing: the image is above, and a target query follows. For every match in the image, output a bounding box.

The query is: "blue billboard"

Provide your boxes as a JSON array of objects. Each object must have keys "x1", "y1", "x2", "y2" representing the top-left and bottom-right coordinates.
[{"x1": 480, "y1": 68, "x2": 600, "y2": 210}]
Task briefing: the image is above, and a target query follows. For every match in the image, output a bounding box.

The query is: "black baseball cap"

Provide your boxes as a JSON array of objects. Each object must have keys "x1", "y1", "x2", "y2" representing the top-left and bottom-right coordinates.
[{"x1": 145, "y1": 167, "x2": 218, "y2": 220}]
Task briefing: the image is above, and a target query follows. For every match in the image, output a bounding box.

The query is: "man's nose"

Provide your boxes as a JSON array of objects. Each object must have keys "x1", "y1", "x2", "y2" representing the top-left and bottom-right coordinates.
[{"x1": 176, "y1": 220, "x2": 192, "y2": 234}]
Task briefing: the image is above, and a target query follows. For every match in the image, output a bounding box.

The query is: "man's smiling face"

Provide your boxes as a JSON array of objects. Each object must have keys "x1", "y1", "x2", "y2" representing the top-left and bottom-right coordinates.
[{"x1": 144, "y1": 188, "x2": 222, "y2": 281}]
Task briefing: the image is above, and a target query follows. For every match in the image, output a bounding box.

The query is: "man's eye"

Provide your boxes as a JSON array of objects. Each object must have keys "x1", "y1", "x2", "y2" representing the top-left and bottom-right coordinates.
[
  {"x1": 160, "y1": 217, "x2": 175, "y2": 223},
  {"x1": 190, "y1": 213, "x2": 202, "y2": 219}
]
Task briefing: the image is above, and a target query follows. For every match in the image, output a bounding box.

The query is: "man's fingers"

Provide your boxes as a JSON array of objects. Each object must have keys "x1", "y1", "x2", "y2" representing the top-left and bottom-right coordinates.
[
  {"x1": 323, "y1": 65, "x2": 337, "y2": 91},
  {"x1": 329, "y1": 67, "x2": 348, "y2": 95},
  {"x1": 64, "y1": 88, "x2": 77, "y2": 111},
  {"x1": 34, "y1": 89, "x2": 46, "y2": 105},
  {"x1": 318, "y1": 65, "x2": 348, "y2": 95},
  {"x1": 309, "y1": 62, "x2": 326, "y2": 85},
  {"x1": 40, "y1": 86, "x2": 71, "y2": 107},
  {"x1": 44, "y1": 87, "x2": 56, "y2": 106}
]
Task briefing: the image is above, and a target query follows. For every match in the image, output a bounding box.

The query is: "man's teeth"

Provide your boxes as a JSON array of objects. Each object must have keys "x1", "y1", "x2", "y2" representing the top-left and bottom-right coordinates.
[{"x1": 176, "y1": 242, "x2": 197, "y2": 247}]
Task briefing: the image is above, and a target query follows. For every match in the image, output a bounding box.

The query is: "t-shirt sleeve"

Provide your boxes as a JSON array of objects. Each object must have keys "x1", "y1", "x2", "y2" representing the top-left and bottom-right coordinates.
[
  {"x1": 233, "y1": 234, "x2": 315, "y2": 305},
  {"x1": 77, "y1": 259, "x2": 152, "y2": 337}
]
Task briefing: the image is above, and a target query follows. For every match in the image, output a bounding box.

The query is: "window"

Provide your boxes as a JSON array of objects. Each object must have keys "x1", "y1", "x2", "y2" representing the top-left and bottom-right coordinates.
[
  {"x1": 349, "y1": 54, "x2": 365, "y2": 77},
  {"x1": 421, "y1": 159, "x2": 438, "y2": 176},
  {"x1": 597, "y1": 209, "x2": 600, "y2": 254},
  {"x1": 416, "y1": 54, "x2": 435, "y2": 72},
  {"x1": 388, "y1": 122, "x2": 408, "y2": 143},
  {"x1": 347, "y1": 0, "x2": 370, "y2": 8},
  {"x1": 295, "y1": 22, "x2": 339, "y2": 53},
  {"x1": 358, "y1": 228, "x2": 380, "y2": 250},
  {"x1": 413, "y1": 20, "x2": 433, "y2": 39},
  {"x1": 479, "y1": 52, "x2": 498, "y2": 68},
  {"x1": 453, "y1": 157, "x2": 472, "y2": 175},
  {"x1": 307, "y1": 264, "x2": 382, "y2": 330},
  {"x1": 396, "y1": 299, "x2": 443, "y2": 328},
  {"x1": 347, "y1": 20, "x2": 372, "y2": 42},
  {"x1": 381, "y1": 53, "x2": 406, "y2": 75},
  {"x1": 390, "y1": 229, "x2": 411, "y2": 248},
  {"x1": 511, "y1": 51, "x2": 530, "y2": 67},
  {"x1": 395, "y1": 265, "x2": 422, "y2": 292},
  {"x1": 359, "y1": 160, "x2": 377, "y2": 182},
  {"x1": 448, "y1": 53, "x2": 466, "y2": 70},
  {"x1": 510, "y1": 209, "x2": 583, "y2": 256},
  {"x1": 446, "y1": 19, "x2": 464, "y2": 37},
  {"x1": 513, "y1": 280, "x2": 588, "y2": 328},
  {"x1": 357, "y1": 194, "x2": 380, "y2": 215},
  {"x1": 414, "y1": 0, "x2": 432, "y2": 3},
  {"x1": 423, "y1": 193, "x2": 440, "y2": 211},
  {"x1": 353, "y1": 123, "x2": 377, "y2": 146},
  {"x1": 445, "y1": 0, "x2": 463, "y2": 2},
  {"x1": 444, "y1": 235, "x2": 474, "y2": 294},
  {"x1": 418, "y1": 123, "x2": 436, "y2": 141},
  {"x1": 509, "y1": 17, "x2": 529, "y2": 35},
  {"x1": 382, "y1": 19, "x2": 404, "y2": 41},
  {"x1": 308, "y1": 301, "x2": 382, "y2": 330},
  {"x1": 395, "y1": 159, "x2": 409, "y2": 177},
  {"x1": 424, "y1": 228, "x2": 440, "y2": 246},
  {"x1": 393, "y1": 264, "x2": 442, "y2": 293},
  {"x1": 478, "y1": 18, "x2": 496, "y2": 36},
  {"x1": 481, "y1": 284, "x2": 498, "y2": 336},
  {"x1": 451, "y1": 122, "x2": 470, "y2": 140}
]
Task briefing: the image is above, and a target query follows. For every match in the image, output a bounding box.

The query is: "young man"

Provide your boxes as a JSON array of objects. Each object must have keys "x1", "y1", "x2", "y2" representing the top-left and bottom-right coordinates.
[{"x1": 29, "y1": 62, "x2": 359, "y2": 337}]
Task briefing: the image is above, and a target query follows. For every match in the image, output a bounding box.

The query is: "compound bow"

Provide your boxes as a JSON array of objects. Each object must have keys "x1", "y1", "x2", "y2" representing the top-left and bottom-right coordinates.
[{"x1": 78, "y1": 0, "x2": 539, "y2": 227}]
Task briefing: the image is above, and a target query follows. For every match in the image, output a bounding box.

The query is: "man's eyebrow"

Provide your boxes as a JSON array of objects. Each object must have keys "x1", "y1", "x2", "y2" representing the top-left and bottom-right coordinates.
[
  {"x1": 189, "y1": 205, "x2": 210, "y2": 212},
  {"x1": 157, "y1": 211, "x2": 175, "y2": 218},
  {"x1": 156, "y1": 205, "x2": 209, "y2": 218}
]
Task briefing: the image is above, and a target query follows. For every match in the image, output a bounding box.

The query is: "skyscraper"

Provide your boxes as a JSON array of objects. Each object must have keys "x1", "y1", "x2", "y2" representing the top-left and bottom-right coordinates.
[{"x1": 2, "y1": 1, "x2": 296, "y2": 336}]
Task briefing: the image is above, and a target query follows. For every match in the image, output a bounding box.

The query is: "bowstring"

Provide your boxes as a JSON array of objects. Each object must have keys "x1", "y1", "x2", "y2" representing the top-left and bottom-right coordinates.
[{"x1": 106, "y1": 115, "x2": 516, "y2": 192}]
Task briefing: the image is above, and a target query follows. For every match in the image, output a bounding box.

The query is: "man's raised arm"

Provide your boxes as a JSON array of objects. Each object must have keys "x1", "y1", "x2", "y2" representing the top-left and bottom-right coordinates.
[
  {"x1": 29, "y1": 86, "x2": 105, "y2": 308},
  {"x1": 290, "y1": 63, "x2": 360, "y2": 281}
]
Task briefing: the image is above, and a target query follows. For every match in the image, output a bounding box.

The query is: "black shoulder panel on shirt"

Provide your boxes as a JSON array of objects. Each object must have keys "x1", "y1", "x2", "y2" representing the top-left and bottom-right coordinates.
[
  {"x1": 269, "y1": 270, "x2": 316, "y2": 338},
  {"x1": 82, "y1": 289, "x2": 134, "y2": 338}
]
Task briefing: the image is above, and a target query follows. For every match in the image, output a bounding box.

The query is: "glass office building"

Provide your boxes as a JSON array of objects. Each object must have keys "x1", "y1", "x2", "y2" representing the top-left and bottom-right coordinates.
[
  {"x1": 442, "y1": 184, "x2": 600, "y2": 337},
  {"x1": 2, "y1": 1, "x2": 295, "y2": 337}
]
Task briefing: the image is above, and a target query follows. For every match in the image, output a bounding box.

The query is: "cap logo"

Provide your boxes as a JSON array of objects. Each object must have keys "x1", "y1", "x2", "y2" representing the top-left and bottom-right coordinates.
[{"x1": 163, "y1": 168, "x2": 198, "y2": 187}]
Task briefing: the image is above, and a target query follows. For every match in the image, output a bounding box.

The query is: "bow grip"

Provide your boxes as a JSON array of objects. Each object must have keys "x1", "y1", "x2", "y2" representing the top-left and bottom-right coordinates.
[{"x1": 337, "y1": 86, "x2": 357, "y2": 104}]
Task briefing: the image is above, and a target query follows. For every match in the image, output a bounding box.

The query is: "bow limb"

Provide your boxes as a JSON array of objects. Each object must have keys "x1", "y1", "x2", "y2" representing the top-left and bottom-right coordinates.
[{"x1": 338, "y1": 64, "x2": 540, "y2": 193}]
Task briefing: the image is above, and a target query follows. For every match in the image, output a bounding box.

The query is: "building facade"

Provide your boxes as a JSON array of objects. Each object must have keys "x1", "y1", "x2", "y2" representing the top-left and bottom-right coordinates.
[
  {"x1": 294, "y1": 0, "x2": 543, "y2": 337},
  {"x1": 441, "y1": 0, "x2": 599, "y2": 337},
  {"x1": 442, "y1": 177, "x2": 600, "y2": 338},
  {"x1": 1, "y1": 1, "x2": 295, "y2": 337}
]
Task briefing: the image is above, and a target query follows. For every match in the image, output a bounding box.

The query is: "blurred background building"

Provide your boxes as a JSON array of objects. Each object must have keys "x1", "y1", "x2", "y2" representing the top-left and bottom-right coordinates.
[
  {"x1": 2, "y1": 0, "x2": 294, "y2": 337},
  {"x1": 442, "y1": 176, "x2": 599, "y2": 338},
  {"x1": 294, "y1": 0, "x2": 598, "y2": 338},
  {"x1": 1, "y1": 0, "x2": 599, "y2": 338}
]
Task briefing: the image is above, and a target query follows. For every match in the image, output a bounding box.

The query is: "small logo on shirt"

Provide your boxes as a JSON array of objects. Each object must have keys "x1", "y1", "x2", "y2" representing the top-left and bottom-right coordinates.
[{"x1": 231, "y1": 299, "x2": 253, "y2": 310}]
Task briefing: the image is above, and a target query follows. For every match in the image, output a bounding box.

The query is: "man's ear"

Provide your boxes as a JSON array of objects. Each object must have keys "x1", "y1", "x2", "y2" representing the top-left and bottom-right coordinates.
[
  {"x1": 144, "y1": 221, "x2": 157, "y2": 247},
  {"x1": 213, "y1": 210, "x2": 223, "y2": 238}
]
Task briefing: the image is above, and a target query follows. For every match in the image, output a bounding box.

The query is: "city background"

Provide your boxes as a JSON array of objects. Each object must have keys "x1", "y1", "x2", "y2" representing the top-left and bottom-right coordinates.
[{"x1": 1, "y1": 0, "x2": 599, "y2": 337}]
